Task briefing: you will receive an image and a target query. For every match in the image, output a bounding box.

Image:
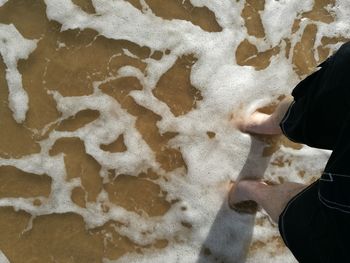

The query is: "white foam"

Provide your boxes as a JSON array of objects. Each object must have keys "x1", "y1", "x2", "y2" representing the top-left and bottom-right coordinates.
[
  {"x1": 261, "y1": 0, "x2": 314, "y2": 46},
  {"x1": 0, "y1": 23, "x2": 37, "y2": 123},
  {"x1": 0, "y1": 0, "x2": 349, "y2": 262},
  {"x1": 0, "y1": 250, "x2": 10, "y2": 263},
  {"x1": 0, "y1": 0, "x2": 7, "y2": 7}
]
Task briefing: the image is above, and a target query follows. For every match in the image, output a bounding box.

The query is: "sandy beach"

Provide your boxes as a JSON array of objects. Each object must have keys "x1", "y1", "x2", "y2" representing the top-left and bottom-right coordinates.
[{"x1": 0, "y1": 0, "x2": 347, "y2": 262}]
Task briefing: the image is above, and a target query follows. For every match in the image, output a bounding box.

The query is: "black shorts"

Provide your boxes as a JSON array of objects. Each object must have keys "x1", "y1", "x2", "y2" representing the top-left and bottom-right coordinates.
[
  {"x1": 278, "y1": 180, "x2": 338, "y2": 262},
  {"x1": 277, "y1": 41, "x2": 350, "y2": 262},
  {"x1": 279, "y1": 41, "x2": 350, "y2": 150}
]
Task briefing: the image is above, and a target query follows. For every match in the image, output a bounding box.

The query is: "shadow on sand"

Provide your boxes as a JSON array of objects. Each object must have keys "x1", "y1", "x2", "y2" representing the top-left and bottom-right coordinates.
[{"x1": 196, "y1": 135, "x2": 274, "y2": 263}]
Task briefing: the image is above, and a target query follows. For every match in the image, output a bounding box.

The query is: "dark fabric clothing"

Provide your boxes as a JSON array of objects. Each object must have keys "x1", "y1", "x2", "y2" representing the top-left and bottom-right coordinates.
[
  {"x1": 278, "y1": 41, "x2": 350, "y2": 262},
  {"x1": 278, "y1": 180, "x2": 348, "y2": 263},
  {"x1": 320, "y1": 116, "x2": 350, "y2": 213},
  {"x1": 280, "y1": 41, "x2": 350, "y2": 150}
]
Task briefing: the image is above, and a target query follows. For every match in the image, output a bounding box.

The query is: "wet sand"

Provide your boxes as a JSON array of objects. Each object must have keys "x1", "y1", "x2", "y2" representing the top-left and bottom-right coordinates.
[{"x1": 0, "y1": 0, "x2": 345, "y2": 262}]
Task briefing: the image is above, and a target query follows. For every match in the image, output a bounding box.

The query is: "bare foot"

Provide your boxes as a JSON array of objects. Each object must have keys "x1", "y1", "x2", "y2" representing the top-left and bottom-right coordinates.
[
  {"x1": 233, "y1": 111, "x2": 282, "y2": 135},
  {"x1": 234, "y1": 112, "x2": 269, "y2": 132},
  {"x1": 228, "y1": 180, "x2": 267, "y2": 213}
]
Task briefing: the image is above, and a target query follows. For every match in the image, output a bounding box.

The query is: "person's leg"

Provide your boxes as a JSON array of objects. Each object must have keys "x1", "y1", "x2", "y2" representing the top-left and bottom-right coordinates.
[
  {"x1": 230, "y1": 95, "x2": 307, "y2": 221},
  {"x1": 235, "y1": 95, "x2": 293, "y2": 135},
  {"x1": 228, "y1": 180, "x2": 308, "y2": 222}
]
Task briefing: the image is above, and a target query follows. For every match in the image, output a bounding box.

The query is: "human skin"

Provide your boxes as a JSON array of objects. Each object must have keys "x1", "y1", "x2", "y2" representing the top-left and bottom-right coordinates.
[{"x1": 229, "y1": 95, "x2": 308, "y2": 222}]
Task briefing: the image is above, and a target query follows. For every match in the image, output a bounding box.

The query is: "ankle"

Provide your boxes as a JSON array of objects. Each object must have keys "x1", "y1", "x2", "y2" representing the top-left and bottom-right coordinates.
[
  {"x1": 267, "y1": 115, "x2": 283, "y2": 134},
  {"x1": 241, "y1": 112, "x2": 269, "y2": 133},
  {"x1": 237, "y1": 180, "x2": 268, "y2": 201},
  {"x1": 243, "y1": 112, "x2": 282, "y2": 135}
]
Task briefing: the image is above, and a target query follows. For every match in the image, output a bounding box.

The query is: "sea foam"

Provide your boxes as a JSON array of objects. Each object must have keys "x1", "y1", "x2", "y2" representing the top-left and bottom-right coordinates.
[
  {"x1": 0, "y1": 0, "x2": 7, "y2": 7},
  {"x1": 0, "y1": 250, "x2": 10, "y2": 263},
  {"x1": 1, "y1": 0, "x2": 349, "y2": 262},
  {"x1": 0, "y1": 23, "x2": 36, "y2": 123}
]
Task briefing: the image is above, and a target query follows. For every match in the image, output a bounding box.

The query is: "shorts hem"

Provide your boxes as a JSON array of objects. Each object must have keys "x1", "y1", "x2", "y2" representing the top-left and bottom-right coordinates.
[
  {"x1": 279, "y1": 100, "x2": 300, "y2": 143},
  {"x1": 278, "y1": 180, "x2": 319, "y2": 248}
]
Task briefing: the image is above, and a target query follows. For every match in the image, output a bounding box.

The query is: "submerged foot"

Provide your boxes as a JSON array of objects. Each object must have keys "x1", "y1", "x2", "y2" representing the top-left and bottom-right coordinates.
[
  {"x1": 233, "y1": 111, "x2": 281, "y2": 135},
  {"x1": 228, "y1": 180, "x2": 267, "y2": 214}
]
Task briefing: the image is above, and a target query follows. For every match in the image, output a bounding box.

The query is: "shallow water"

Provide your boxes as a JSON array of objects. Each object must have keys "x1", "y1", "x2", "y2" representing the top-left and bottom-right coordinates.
[{"x1": 0, "y1": 0, "x2": 348, "y2": 262}]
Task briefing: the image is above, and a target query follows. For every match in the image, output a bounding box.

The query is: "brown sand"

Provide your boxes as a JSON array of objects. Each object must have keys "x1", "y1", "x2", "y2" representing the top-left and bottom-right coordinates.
[{"x1": 0, "y1": 0, "x2": 345, "y2": 262}]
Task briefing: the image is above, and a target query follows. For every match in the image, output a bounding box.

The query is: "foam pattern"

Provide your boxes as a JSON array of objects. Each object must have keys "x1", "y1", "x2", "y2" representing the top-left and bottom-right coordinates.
[
  {"x1": 0, "y1": 0, "x2": 7, "y2": 7},
  {"x1": 1, "y1": 0, "x2": 350, "y2": 262},
  {"x1": 0, "y1": 250, "x2": 10, "y2": 263},
  {"x1": 0, "y1": 24, "x2": 37, "y2": 123}
]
